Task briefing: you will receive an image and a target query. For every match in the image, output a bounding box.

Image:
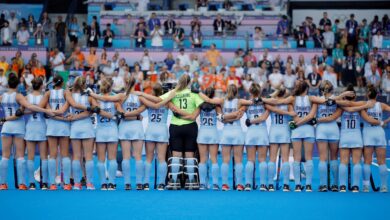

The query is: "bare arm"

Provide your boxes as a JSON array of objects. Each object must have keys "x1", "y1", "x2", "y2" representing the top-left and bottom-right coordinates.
[
  {"x1": 296, "y1": 103, "x2": 318, "y2": 126},
  {"x1": 16, "y1": 94, "x2": 53, "y2": 116},
  {"x1": 180, "y1": 108, "x2": 200, "y2": 121},
  {"x1": 124, "y1": 105, "x2": 146, "y2": 117},
  {"x1": 139, "y1": 92, "x2": 176, "y2": 109},
  {"x1": 265, "y1": 104, "x2": 296, "y2": 116},
  {"x1": 263, "y1": 96, "x2": 294, "y2": 105},
  {"x1": 136, "y1": 91, "x2": 163, "y2": 103},
  {"x1": 198, "y1": 92, "x2": 224, "y2": 105},
  {"x1": 65, "y1": 91, "x2": 88, "y2": 110},
  {"x1": 250, "y1": 110, "x2": 270, "y2": 124},
  {"x1": 90, "y1": 92, "x2": 124, "y2": 102},
  {"x1": 360, "y1": 110, "x2": 381, "y2": 125},
  {"x1": 317, "y1": 108, "x2": 343, "y2": 123}
]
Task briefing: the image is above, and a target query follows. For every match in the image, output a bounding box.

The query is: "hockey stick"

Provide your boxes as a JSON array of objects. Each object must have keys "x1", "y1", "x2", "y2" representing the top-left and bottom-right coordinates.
[
  {"x1": 327, "y1": 149, "x2": 331, "y2": 190},
  {"x1": 12, "y1": 145, "x2": 18, "y2": 189},
  {"x1": 348, "y1": 162, "x2": 352, "y2": 191},
  {"x1": 232, "y1": 154, "x2": 236, "y2": 190},
  {"x1": 275, "y1": 148, "x2": 282, "y2": 190},
  {"x1": 370, "y1": 173, "x2": 380, "y2": 192},
  {"x1": 154, "y1": 151, "x2": 157, "y2": 190},
  {"x1": 252, "y1": 160, "x2": 257, "y2": 190}
]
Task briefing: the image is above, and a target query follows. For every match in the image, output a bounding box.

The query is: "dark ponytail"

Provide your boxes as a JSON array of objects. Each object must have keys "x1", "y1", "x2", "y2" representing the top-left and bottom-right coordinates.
[{"x1": 367, "y1": 84, "x2": 377, "y2": 99}]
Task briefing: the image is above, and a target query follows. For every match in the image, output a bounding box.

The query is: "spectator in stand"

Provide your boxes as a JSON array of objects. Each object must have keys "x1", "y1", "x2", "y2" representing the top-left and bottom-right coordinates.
[
  {"x1": 253, "y1": 26, "x2": 264, "y2": 48},
  {"x1": 150, "y1": 24, "x2": 163, "y2": 47},
  {"x1": 87, "y1": 22, "x2": 100, "y2": 48},
  {"x1": 332, "y1": 43, "x2": 344, "y2": 85},
  {"x1": 296, "y1": 67, "x2": 306, "y2": 81},
  {"x1": 382, "y1": 15, "x2": 390, "y2": 34},
  {"x1": 278, "y1": 37, "x2": 291, "y2": 49},
  {"x1": 204, "y1": 43, "x2": 223, "y2": 67},
  {"x1": 357, "y1": 37, "x2": 369, "y2": 60},
  {"x1": 296, "y1": 26, "x2": 308, "y2": 48},
  {"x1": 223, "y1": 0, "x2": 233, "y2": 10},
  {"x1": 177, "y1": 48, "x2": 191, "y2": 67},
  {"x1": 124, "y1": 14, "x2": 135, "y2": 36},
  {"x1": 366, "y1": 62, "x2": 381, "y2": 89},
  {"x1": 0, "y1": 14, "x2": 5, "y2": 30},
  {"x1": 319, "y1": 12, "x2": 332, "y2": 32},
  {"x1": 382, "y1": 65, "x2": 390, "y2": 101},
  {"x1": 355, "y1": 51, "x2": 365, "y2": 89},
  {"x1": 1, "y1": 21, "x2": 12, "y2": 46},
  {"x1": 342, "y1": 49, "x2": 356, "y2": 86},
  {"x1": 189, "y1": 54, "x2": 200, "y2": 73},
  {"x1": 164, "y1": 52, "x2": 175, "y2": 71},
  {"x1": 85, "y1": 47, "x2": 98, "y2": 71},
  {"x1": 359, "y1": 19, "x2": 370, "y2": 43},
  {"x1": 190, "y1": 16, "x2": 202, "y2": 31},
  {"x1": 225, "y1": 20, "x2": 237, "y2": 36},
  {"x1": 370, "y1": 15, "x2": 382, "y2": 36},
  {"x1": 244, "y1": 49, "x2": 257, "y2": 66},
  {"x1": 306, "y1": 65, "x2": 322, "y2": 95},
  {"x1": 0, "y1": 56, "x2": 8, "y2": 72},
  {"x1": 91, "y1": 15, "x2": 101, "y2": 35},
  {"x1": 190, "y1": 24, "x2": 203, "y2": 48},
  {"x1": 8, "y1": 11, "x2": 18, "y2": 37},
  {"x1": 254, "y1": 65, "x2": 268, "y2": 88},
  {"x1": 16, "y1": 25, "x2": 30, "y2": 46},
  {"x1": 232, "y1": 51, "x2": 243, "y2": 67},
  {"x1": 102, "y1": 23, "x2": 115, "y2": 48},
  {"x1": 33, "y1": 24, "x2": 44, "y2": 46},
  {"x1": 55, "y1": 16, "x2": 67, "y2": 52},
  {"x1": 66, "y1": 46, "x2": 85, "y2": 69},
  {"x1": 258, "y1": 54, "x2": 272, "y2": 74},
  {"x1": 32, "y1": 61, "x2": 46, "y2": 79},
  {"x1": 39, "y1": 12, "x2": 51, "y2": 37},
  {"x1": 133, "y1": 23, "x2": 148, "y2": 48},
  {"x1": 372, "y1": 30, "x2": 383, "y2": 48},
  {"x1": 136, "y1": 17, "x2": 147, "y2": 29},
  {"x1": 173, "y1": 21, "x2": 185, "y2": 49},
  {"x1": 50, "y1": 48, "x2": 65, "y2": 72},
  {"x1": 201, "y1": 67, "x2": 215, "y2": 91},
  {"x1": 112, "y1": 70, "x2": 125, "y2": 93},
  {"x1": 268, "y1": 68, "x2": 284, "y2": 91},
  {"x1": 322, "y1": 65, "x2": 338, "y2": 89},
  {"x1": 148, "y1": 12, "x2": 161, "y2": 31},
  {"x1": 68, "y1": 17, "x2": 80, "y2": 49},
  {"x1": 306, "y1": 17, "x2": 317, "y2": 36},
  {"x1": 318, "y1": 49, "x2": 333, "y2": 67},
  {"x1": 140, "y1": 49, "x2": 153, "y2": 75},
  {"x1": 345, "y1": 14, "x2": 358, "y2": 47},
  {"x1": 213, "y1": 14, "x2": 225, "y2": 36},
  {"x1": 226, "y1": 68, "x2": 242, "y2": 88},
  {"x1": 276, "y1": 15, "x2": 289, "y2": 37},
  {"x1": 332, "y1": 19, "x2": 340, "y2": 39},
  {"x1": 27, "y1": 14, "x2": 37, "y2": 35},
  {"x1": 163, "y1": 15, "x2": 176, "y2": 35},
  {"x1": 312, "y1": 28, "x2": 323, "y2": 48},
  {"x1": 284, "y1": 64, "x2": 297, "y2": 91},
  {"x1": 197, "y1": 0, "x2": 208, "y2": 11},
  {"x1": 322, "y1": 24, "x2": 334, "y2": 54}
]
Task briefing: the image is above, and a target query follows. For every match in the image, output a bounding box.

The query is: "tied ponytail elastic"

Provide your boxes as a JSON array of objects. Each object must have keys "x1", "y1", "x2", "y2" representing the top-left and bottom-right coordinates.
[{"x1": 53, "y1": 75, "x2": 64, "y2": 87}]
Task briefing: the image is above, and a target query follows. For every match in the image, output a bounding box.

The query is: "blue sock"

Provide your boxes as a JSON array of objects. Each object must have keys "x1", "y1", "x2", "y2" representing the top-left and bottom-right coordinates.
[
  {"x1": 293, "y1": 161, "x2": 301, "y2": 185},
  {"x1": 62, "y1": 157, "x2": 71, "y2": 184},
  {"x1": 0, "y1": 158, "x2": 9, "y2": 184},
  {"x1": 259, "y1": 162, "x2": 267, "y2": 185},
  {"x1": 85, "y1": 160, "x2": 94, "y2": 184},
  {"x1": 330, "y1": 160, "x2": 338, "y2": 185},
  {"x1": 282, "y1": 162, "x2": 290, "y2": 185},
  {"x1": 267, "y1": 162, "x2": 275, "y2": 185},
  {"x1": 199, "y1": 163, "x2": 207, "y2": 185},
  {"x1": 144, "y1": 162, "x2": 151, "y2": 184},
  {"x1": 318, "y1": 161, "x2": 327, "y2": 186},
  {"x1": 379, "y1": 164, "x2": 388, "y2": 188},
  {"x1": 97, "y1": 161, "x2": 106, "y2": 184},
  {"x1": 135, "y1": 160, "x2": 144, "y2": 184},
  {"x1": 305, "y1": 160, "x2": 313, "y2": 185},
  {"x1": 158, "y1": 162, "x2": 167, "y2": 184},
  {"x1": 353, "y1": 163, "x2": 362, "y2": 187},
  {"x1": 339, "y1": 163, "x2": 347, "y2": 187},
  {"x1": 363, "y1": 164, "x2": 371, "y2": 187},
  {"x1": 48, "y1": 159, "x2": 56, "y2": 185},
  {"x1": 235, "y1": 163, "x2": 243, "y2": 185},
  {"x1": 245, "y1": 161, "x2": 254, "y2": 185},
  {"x1": 16, "y1": 158, "x2": 26, "y2": 185},
  {"x1": 27, "y1": 160, "x2": 35, "y2": 184},
  {"x1": 72, "y1": 160, "x2": 81, "y2": 183},
  {"x1": 41, "y1": 159, "x2": 48, "y2": 183},
  {"x1": 211, "y1": 163, "x2": 219, "y2": 185},
  {"x1": 108, "y1": 160, "x2": 117, "y2": 184},
  {"x1": 122, "y1": 159, "x2": 131, "y2": 184},
  {"x1": 221, "y1": 163, "x2": 229, "y2": 185}
]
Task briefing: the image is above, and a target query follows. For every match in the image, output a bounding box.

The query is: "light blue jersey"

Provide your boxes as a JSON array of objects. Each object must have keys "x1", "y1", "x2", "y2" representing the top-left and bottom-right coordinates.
[
  {"x1": 46, "y1": 89, "x2": 70, "y2": 137},
  {"x1": 1, "y1": 92, "x2": 25, "y2": 136},
  {"x1": 245, "y1": 104, "x2": 269, "y2": 146},
  {"x1": 291, "y1": 95, "x2": 315, "y2": 140},
  {"x1": 145, "y1": 107, "x2": 169, "y2": 143},
  {"x1": 220, "y1": 98, "x2": 244, "y2": 146},
  {"x1": 269, "y1": 104, "x2": 291, "y2": 144},
  {"x1": 363, "y1": 102, "x2": 386, "y2": 147},
  {"x1": 339, "y1": 111, "x2": 363, "y2": 148},
  {"x1": 316, "y1": 100, "x2": 340, "y2": 141},
  {"x1": 70, "y1": 93, "x2": 95, "y2": 139},
  {"x1": 118, "y1": 94, "x2": 144, "y2": 141},
  {"x1": 197, "y1": 107, "x2": 219, "y2": 145},
  {"x1": 25, "y1": 94, "x2": 46, "y2": 141},
  {"x1": 96, "y1": 100, "x2": 118, "y2": 143}
]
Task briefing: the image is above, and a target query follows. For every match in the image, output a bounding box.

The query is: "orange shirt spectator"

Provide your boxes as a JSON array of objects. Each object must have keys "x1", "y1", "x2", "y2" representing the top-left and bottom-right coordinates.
[
  {"x1": 201, "y1": 72, "x2": 215, "y2": 91},
  {"x1": 204, "y1": 44, "x2": 222, "y2": 67},
  {"x1": 32, "y1": 67, "x2": 46, "y2": 78},
  {"x1": 0, "y1": 57, "x2": 9, "y2": 72},
  {"x1": 214, "y1": 72, "x2": 227, "y2": 92}
]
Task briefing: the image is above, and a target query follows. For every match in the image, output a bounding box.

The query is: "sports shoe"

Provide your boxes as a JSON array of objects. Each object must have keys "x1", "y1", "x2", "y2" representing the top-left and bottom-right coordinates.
[
  {"x1": 294, "y1": 185, "x2": 302, "y2": 192},
  {"x1": 116, "y1": 170, "x2": 123, "y2": 178},
  {"x1": 0, "y1": 184, "x2": 8, "y2": 190},
  {"x1": 222, "y1": 184, "x2": 230, "y2": 191},
  {"x1": 29, "y1": 183, "x2": 36, "y2": 190},
  {"x1": 319, "y1": 185, "x2": 328, "y2": 192},
  {"x1": 49, "y1": 184, "x2": 57, "y2": 190},
  {"x1": 157, "y1": 184, "x2": 165, "y2": 191},
  {"x1": 259, "y1": 184, "x2": 267, "y2": 191},
  {"x1": 283, "y1": 184, "x2": 290, "y2": 192},
  {"x1": 199, "y1": 184, "x2": 207, "y2": 190},
  {"x1": 244, "y1": 184, "x2": 252, "y2": 191},
  {"x1": 352, "y1": 186, "x2": 359, "y2": 193},
  {"x1": 236, "y1": 184, "x2": 244, "y2": 191},
  {"x1": 331, "y1": 185, "x2": 338, "y2": 192},
  {"x1": 212, "y1": 184, "x2": 220, "y2": 191},
  {"x1": 125, "y1": 184, "x2": 131, "y2": 191},
  {"x1": 18, "y1": 184, "x2": 28, "y2": 190},
  {"x1": 380, "y1": 186, "x2": 388, "y2": 193},
  {"x1": 73, "y1": 183, "x2": 82, "y2": 190},
  {"x1": 362, "y1": 185, "x2": 370, "y2": 193},
  {"x1": 63, "y1": 184, "x2": 72, "y2": 191},
  {"x1": 41, "y1": 183, "x2": 48, "y2": 190},
  {"x1": 305, "y1": 185, "x2": 312, "y2": 192},
  {"x1": 100, "y1": 184, "x2": 108, "y2": 191},
  {"x1": 143, "y1": 183, "x2": 150, "y2": 191},
  {"x1": 108, "y1": 183, "x2": 115, "y2": 191},
  {"x1": 86, "y1": 183, "x2": 95, "y2": 190},
  {"x1": 268, "y1": 184, "x2": 275, "y2": 192},
  {"x1": 136, "y1": 184, "x2": 143, "y2": 190},
  {"x1": 339, "y1": 185, "x2": 347, "y2": 192}
]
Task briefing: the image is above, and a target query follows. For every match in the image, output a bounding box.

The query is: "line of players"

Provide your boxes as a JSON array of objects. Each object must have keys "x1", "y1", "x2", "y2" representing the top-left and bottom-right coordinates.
[{"x1": 0, "y1": 72, "x2": 388, "y2": 192}]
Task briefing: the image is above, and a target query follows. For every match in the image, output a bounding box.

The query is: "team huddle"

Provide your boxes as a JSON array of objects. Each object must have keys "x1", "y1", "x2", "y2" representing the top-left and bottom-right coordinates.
[{"x1": 0, "y1": 73, "x2": 388, "y2": 192}]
